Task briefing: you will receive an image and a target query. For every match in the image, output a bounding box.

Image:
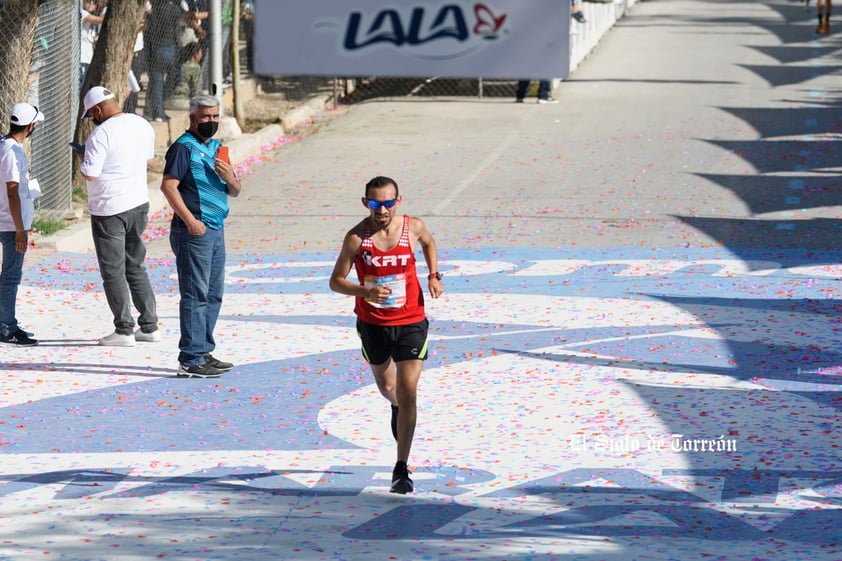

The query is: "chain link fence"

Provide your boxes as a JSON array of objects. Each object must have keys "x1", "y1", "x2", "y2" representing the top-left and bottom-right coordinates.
[
  {"x1": 32, "y1": 0, "x2": 80, "y2": 216},
  {"x1": 0, "y1": 0, "x2": 78, "y2": 217}
]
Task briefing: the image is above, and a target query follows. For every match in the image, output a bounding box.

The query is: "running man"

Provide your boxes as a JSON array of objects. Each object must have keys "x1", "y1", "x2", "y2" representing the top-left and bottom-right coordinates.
[
  {"x1": 815, "y1": 0, "x2": 832, "y2": 33},
  {"x1": 329, "y1": 176, "x2": 444, "y2": 494}
]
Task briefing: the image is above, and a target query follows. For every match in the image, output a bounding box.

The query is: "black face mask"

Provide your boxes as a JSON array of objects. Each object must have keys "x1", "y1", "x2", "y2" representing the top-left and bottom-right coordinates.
[{"x1": 197, "y1": 121, "x2": 218, "y2": 139}]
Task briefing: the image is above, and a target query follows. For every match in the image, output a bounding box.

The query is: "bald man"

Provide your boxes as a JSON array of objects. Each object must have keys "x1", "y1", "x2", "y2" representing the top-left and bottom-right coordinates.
[{"x1": 79, "y1": 86, "x2": 160, "y2": 347}]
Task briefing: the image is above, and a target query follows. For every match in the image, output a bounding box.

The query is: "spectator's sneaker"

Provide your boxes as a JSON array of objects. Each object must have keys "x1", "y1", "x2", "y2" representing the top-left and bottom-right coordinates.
[
  {"x1": 515, "y1": 98, "x2": 524, "y2": 103},
  {"x1": 98, "y1": 331, "x2": 136, "y2": 347},
  {"x1": 537, "y1": 98, "x2": 559, "y2": 104},
  {"x1": 390, "y1": 404, "x2": 399, "y2": 440},
  {"x1": 177, "y1": 362, "x2": 224, "y2": 378},
  {"x1": 0, "y1": 329, "x2": 38, "y2": 347},
  {"x1": 134, "y1": 328, "x2": 162, "y2": 343},
  {"x1": 572, "y1": 11, "x2": 586, "y2": 23},
  {"x1": 390, "y1": 463, "x2": 414, "y2": 494},
  {"x1": 204, "y1": 354, "x2": 234, "y2": 371}
]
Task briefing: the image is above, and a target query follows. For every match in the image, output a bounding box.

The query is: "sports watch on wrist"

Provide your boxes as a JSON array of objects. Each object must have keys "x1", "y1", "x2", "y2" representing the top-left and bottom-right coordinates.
[{"x1": 428, "y1": 271, "x2": 443, "y2": 281}]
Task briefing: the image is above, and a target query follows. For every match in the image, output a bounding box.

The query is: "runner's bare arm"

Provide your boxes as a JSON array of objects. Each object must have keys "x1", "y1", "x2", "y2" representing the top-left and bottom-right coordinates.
[
  {"x1": 329, "y1": 227, "x2": 392, "y2": 303},
  {"x1": 412, "y1": 217, "x2": 443, "y2": 298}
]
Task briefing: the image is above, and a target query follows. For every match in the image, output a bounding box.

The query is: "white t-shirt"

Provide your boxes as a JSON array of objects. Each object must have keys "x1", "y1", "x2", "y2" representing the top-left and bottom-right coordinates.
[
  {"x1": 80, "y1": 113, "x2": 155, "y2": 216},
  {"x1": 81, "y1": 9, "x2": 99, "y2": 64},
  {"x1": 0, "y1": 136, "x2": 35, "y2": 232}
]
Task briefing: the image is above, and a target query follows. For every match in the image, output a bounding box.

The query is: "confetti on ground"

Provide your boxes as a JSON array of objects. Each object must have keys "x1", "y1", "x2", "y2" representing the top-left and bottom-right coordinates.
[{"x1": 2, "y1": 246, "x2": 840, "y2": 560}]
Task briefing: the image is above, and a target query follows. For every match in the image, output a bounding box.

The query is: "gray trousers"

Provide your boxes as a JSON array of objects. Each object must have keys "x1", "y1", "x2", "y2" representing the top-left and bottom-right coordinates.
[{"x1": 91, "y1": 203, "x2": 158, "y2": 335}]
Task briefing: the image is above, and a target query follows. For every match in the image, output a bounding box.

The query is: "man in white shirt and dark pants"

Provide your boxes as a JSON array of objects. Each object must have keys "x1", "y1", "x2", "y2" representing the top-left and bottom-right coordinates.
[
  {"x1": 0, "y1": 103, "x2": 44, "y2": 346},
  {"x1": 79, "y1": 86, "x2": 161, "y2": 346}
]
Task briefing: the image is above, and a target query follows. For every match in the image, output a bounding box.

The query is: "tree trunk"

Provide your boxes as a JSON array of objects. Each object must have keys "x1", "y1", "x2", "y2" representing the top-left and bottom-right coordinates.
[
  {"x1": 0, "y1": 0, "x2": 38, "y2": 126},
  {"x1": 76, "y1": 0, "x2": 146, "y2": 132},
  {"x1": 74, "y1": 0, "x2": 146, "y2": 162}
]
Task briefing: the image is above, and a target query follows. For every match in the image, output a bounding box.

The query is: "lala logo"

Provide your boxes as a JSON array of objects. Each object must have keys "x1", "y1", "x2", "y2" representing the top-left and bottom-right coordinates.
[
  {"x1": 315, "y1": 2, "x2": 510, "y2": 60},
  {"x1": 473, "y1": 4, "x2": 506, "y2": 37}
]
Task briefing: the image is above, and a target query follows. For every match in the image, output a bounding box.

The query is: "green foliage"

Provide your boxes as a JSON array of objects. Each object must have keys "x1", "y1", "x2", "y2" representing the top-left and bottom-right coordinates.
[
  {"x1": 32, "y1": 215, "x2": 65, "y2": 236},
  {"x1": 72, "y1": 177, "x2": 88, "y2": 203}
]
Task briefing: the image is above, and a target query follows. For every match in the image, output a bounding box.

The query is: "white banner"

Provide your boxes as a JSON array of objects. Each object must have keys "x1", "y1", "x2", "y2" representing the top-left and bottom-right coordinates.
[{"x1": 254, "y1": 1, "x2": 570, "y2": 79}]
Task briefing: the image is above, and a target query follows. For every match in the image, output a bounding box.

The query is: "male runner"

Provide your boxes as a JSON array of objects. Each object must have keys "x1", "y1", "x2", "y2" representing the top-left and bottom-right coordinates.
[{"x1": 329, "y1": 176, "x2": 443, "y2": 494}]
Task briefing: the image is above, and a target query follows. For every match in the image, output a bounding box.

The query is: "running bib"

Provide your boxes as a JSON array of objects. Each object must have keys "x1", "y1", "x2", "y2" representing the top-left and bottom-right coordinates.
[{"x1": 364, "y1": 274, "x2": 407, "y2": 308}]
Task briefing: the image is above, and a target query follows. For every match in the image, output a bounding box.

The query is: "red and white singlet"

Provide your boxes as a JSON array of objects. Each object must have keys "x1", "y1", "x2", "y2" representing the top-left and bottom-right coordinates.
[{"x1": 354, "y1": 215, "x2": 425, "y2": 325}]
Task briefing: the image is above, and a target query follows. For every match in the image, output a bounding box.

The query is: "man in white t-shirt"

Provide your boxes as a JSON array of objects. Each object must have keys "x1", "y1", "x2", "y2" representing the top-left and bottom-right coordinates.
[
  {"x1": 79, "y1": 86, "x2": 160, "y2": 347},
  {"x1": 0, "y1": 103, "x2": 44, "y2": 347}
]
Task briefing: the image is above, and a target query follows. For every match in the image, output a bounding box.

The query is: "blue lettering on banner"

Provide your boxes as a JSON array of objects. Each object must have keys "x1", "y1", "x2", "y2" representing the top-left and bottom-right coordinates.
[
  {"x1": 344, "y1": 7, "x2": 470, "y2": 49},
  {"x1": 321, "y1": 2, "x2": 510, "y2": 59}
]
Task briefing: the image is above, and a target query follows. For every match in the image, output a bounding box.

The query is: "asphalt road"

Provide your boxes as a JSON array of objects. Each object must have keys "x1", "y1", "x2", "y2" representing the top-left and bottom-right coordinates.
[
  {"x1": 5, "y1": 0, "x2": 842, "y2": 559},
  {"x1": 141, "y1": 0, "x2": 841, "y2": 259}
]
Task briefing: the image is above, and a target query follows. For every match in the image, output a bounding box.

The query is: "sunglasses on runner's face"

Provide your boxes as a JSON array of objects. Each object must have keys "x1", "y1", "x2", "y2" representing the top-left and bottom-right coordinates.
[{"x1": 366, "y1": 198, "x2": 398, "y2": 210}]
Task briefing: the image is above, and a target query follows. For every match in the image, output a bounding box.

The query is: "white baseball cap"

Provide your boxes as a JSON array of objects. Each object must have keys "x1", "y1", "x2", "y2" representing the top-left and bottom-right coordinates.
[
  {"x1": 10, "y1": 103, "x2": 45, "y2": 127},
  {"x1": 82, "y1": 86, "x2": 116, "y2": 118}
]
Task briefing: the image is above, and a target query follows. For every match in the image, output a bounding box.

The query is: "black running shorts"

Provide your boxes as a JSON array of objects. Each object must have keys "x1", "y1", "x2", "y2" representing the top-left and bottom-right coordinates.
[{"x1": 356, "y1": 318, "x2": 430, "y2": 365}]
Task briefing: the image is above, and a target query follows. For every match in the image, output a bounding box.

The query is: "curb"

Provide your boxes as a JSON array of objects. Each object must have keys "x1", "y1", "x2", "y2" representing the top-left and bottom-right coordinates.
[{"x1": 36, "y1": 94, "x2": 332, "y2": 253}]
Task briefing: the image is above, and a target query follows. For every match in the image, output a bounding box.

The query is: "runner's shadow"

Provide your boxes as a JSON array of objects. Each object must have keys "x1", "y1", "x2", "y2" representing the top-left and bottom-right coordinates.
[
  {"x1": 0, "y1": 362, "x2": 176, "y2": 378},
  {"x1": 33, "y1": 340, "x2": 104, "y2": 348}
]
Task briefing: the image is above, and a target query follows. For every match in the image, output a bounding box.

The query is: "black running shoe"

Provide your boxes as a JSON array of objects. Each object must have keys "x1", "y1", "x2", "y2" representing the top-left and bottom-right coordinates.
[
  {"x1": 205, "y1": 354, "x2": 234, "y2": 371},
  {"x1": 177, "y1": 362, "x2": 224, "y2": 378},
  {"x1": 0, "y1": 328, "x2": 38, "y2": 347},
  {"x1": 390, "y1": 404, "x2": 399, "y2": 440},
  {"x1": 390, "y1": 463, "x2": 414, "y2": 494}
]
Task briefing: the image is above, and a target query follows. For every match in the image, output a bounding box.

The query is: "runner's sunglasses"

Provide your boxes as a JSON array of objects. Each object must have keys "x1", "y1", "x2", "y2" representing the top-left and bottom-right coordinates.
[{"x1": 366, "y1": 198, "x2": 398, "y2": 210}]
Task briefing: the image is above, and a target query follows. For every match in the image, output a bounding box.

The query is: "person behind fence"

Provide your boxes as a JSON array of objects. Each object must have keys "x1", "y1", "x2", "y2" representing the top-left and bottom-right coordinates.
[
  {"x1": 160, "y1": 95, "x2": 241, "y2": 378},
  {"x1": 78, "y1": 86, "x2": 161, "y2": 347},
  {"x1": 515, "y1": 80, "x2": 559, "y2": 104},
  {"x1": 144, "y1": 0, "x2": 190, "y2": 122},
  {"x1": 328, "y1": 176, "x2": 444, "y2": 494},
  {"x1": 0, "y1": 103, "x2": 45, "y2": 347},
  {"x1": 242, "y1": 0, "x2": 255, "y2": 74},
  {"x1": 571, "y1": 0, "x2": 586, "y2": 23},
  {"x1": 80, "y1": 0, "x2": 104, "y2": 89},
  {"x1": 179, "y1": 41, "x2": 203, "y2": 98}
]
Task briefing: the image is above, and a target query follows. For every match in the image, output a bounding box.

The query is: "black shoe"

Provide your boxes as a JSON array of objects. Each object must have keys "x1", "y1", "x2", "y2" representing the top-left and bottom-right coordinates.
[
  {"x1": 177, "y1": 362, "x2": 224, "y2": 378},
  {"x1": 390, "y1": 404, "x2": 399, "y2": 441},
  {"x1": 0, "y1": 329, "x2": 38, "y2": 347},
  {"x1": 205, "y1": 354, "x2": 234, "y2": 371},
  {"x1": 572, "y1": 11, "x2": 586, "y2": 23},
  {"x1": 390, "y1": 463, "x2": 414, "y2": 494}
]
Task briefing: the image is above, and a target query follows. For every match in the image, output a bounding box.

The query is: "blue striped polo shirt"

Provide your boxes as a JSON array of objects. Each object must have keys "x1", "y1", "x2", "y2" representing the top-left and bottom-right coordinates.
[{"x1": 163, "y1": 131, "x2": 229, "y2": 230}]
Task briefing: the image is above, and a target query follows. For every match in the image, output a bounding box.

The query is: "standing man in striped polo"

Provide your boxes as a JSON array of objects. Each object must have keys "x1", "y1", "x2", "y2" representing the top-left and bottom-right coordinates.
[{"x1": 160, "y1": 95, "x2": 241, "y2": 378}]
